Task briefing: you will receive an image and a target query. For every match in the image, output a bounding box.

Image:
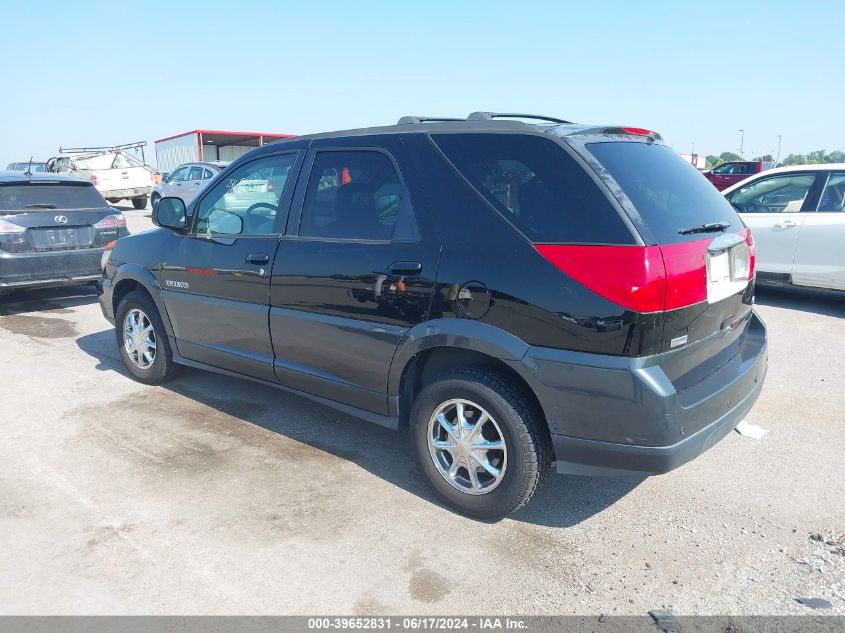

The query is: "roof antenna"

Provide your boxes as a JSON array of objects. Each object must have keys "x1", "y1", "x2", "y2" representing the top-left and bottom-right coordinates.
[{"x1": 24, "y1": 156, "x2": 34, "y2": 177}]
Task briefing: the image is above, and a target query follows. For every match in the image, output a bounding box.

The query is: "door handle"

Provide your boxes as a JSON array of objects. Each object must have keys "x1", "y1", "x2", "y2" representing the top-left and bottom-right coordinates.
[
  {"x1": 245, "y1": 253, "x2": 270, "y2": 265},
  {"x1": 384, "y1": 261, "x2": 422, "y2": 277},
  {"x1": 774, "y1": 220, "x2": 798, "y2": 228}
]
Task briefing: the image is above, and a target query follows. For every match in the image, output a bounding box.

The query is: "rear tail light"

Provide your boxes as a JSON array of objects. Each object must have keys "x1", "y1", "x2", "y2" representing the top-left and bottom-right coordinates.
[
  {"x1": 621, "y1": 127, "x2": 658, "y2": 137},
  {"x1": 739, "y1": 227, "x2": 756, "y2": 279},
  {"x1": 93, "y1": 213, "x2": 127, "y2": 230},
  {"x1": 536, "y1": 232, "x2": 752, "y2": 313},
  {"x1": 104, "y1": 240, "x2": 117, "y2": 250},
  {"x1": 90, "y1": 174, "x2": 98, "y2": 186},
  {"x1": 267, "y1": 180, "x2": 274, "y2": 193},
  {"x1": 0, "y1": 220, "x2": 26, "y2": 235}
]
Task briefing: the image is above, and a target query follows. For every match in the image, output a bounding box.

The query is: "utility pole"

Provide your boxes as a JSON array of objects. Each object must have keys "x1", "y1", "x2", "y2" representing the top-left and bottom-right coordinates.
[
  {"x1": 739, "y1": 129, "x2": 745, "y2": 157},
  {"x1": 776, "y1": 135, "x2": 782, "y2": 163}
]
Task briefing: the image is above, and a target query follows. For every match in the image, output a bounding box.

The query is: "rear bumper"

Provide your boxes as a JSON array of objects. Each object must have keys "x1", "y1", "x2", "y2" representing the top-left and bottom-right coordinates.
[
  {"x1": 0, "y1": 248, "x2": 104, "y2": 290},
  {"x1": 518, "y1": 312, "x2": 768, "y2": 476}
]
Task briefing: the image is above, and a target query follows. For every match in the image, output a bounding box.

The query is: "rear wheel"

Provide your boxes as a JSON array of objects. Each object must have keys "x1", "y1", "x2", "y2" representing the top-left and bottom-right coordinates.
[
  {"x1": 132, "y1": 196, "x2": 148, "y2": 210},
  {"x1": 150, "y1": 193, "x2": 160, "y2": 210},
  {"x1": 410, "y1": 367, "x2": 552, "y2": 520},
  {"x1": 115, "y1": 290, "x2": 176, "y2": 384}
]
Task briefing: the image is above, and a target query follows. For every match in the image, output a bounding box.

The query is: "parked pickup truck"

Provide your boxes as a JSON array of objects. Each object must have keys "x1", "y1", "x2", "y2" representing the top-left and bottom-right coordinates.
[
  {"x1": 46, "y1": 142, "x2": 160, "y2": 209},
  {"x1": 704, "y1": 160, "x2": 774, "y2": 191}
]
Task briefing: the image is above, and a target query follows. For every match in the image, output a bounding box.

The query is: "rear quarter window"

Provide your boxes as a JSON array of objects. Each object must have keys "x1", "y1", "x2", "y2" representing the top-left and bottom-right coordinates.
[
  {"x1": 432, "y1": 133, "x2": 635, "y2": 244},
  {"x1": 585, "y1": 142, "x2": 742, "y2": 244}
]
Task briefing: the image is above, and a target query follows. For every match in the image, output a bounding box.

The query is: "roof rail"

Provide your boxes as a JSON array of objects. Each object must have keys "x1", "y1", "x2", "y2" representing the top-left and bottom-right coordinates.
[
  {"x1": 397, "y1": 116, "x2": 465, "y2": 125},
  {"x1": 466, "y1": 112, "x2": 572, "y2": 124}
]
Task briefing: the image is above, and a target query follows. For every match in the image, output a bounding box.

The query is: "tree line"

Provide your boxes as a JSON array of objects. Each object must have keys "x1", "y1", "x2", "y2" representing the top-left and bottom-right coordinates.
[{"x1": 705, "y1": 150, "x2": 845, "y2": 169}]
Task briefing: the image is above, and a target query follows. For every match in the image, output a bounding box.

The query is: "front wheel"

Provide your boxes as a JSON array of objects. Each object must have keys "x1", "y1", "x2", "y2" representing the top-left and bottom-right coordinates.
[
  {"x1": 132, "y1": 196, "x2": 148, "y2": 210},
  {"x1": 115, "y1": 290, "x2": 177, "y2": 384},
  {"x1": 410, "y1": 367, "x2": 552, "y2": 520}
]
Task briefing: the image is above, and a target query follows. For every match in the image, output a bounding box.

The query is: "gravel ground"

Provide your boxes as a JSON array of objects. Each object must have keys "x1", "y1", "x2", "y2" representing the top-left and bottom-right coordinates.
[{"x1": 0, "y1": 207, "x2": 842, "y2": 615}]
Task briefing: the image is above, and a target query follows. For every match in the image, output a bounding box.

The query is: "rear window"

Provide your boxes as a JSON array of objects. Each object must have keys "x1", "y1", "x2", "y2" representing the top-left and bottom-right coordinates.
[
  {"x1": 0, "y1": 183, "x2": 106, "y2": 211},
  {"x1": 432, "y1": 133, "x2": 635, "y2": 244},
  {"x1": 586, "y1": 142, "x2": 741, "y2": 244}
]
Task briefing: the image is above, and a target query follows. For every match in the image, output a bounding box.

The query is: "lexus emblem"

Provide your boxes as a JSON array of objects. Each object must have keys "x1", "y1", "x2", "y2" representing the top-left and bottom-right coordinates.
[{"x1": 54, "y1": 215, "x2": 68, "y2": 224}]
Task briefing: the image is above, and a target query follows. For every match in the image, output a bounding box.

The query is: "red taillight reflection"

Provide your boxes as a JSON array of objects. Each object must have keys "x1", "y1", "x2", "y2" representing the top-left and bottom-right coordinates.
[{"x1": 535, "y1": 238, "x2": 712, "y2": 313}]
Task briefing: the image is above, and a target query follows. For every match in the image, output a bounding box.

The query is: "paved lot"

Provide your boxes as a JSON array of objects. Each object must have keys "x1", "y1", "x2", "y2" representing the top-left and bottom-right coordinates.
[{"x1": 0, "y1": 208, "x2": 843, "y2": 615}]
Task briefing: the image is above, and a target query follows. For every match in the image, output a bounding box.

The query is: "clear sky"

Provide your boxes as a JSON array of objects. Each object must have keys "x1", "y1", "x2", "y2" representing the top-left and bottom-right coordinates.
[{"x1": 2, "y1": 0, "x2": 843, "y2": 168}]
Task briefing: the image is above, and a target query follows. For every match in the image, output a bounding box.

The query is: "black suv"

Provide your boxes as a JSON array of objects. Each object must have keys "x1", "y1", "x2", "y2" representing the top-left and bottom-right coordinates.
[{"x1": 99, "y1": 113, "x2": 767, "y2": 519}]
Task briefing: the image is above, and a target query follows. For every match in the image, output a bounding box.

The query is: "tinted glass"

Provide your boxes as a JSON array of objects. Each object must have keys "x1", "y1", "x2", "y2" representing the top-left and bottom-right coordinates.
[
  {"x1": 726, "y1": 173, "x2": 816, "y2": 213},
  {"x1": 299, "y1": 151, "x2": 418, "y2": 241},
  {"x1": 195, "y1": 153, "x2": 297, "y2": 236},
  {"x1": 433, "y1": 133, "x2": 633, "y2": 244},
  {"x1": 188, "y1": 166, "x2": 204, "y2": 180},
  {"x1": 586, "y1": 142, "x2": 742, "y2": 243},
  {"x1": 0, "y1": 183, "x2": 106, "y2": 211},
  {"x1": 202, "y1": 169, "x2": 213, "y2": 179},
  {"x1": 818, "y1": 173, "x2": 845, "y2": 212}
]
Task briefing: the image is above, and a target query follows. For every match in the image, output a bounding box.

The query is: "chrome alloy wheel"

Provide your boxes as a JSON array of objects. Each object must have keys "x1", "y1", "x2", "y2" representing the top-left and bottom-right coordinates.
[
  {"x1": 123, "y1": 308, "x2": 156, "y2": 369},
  {"x1": 427, "y1": 399, "x2": 508, "y2": 495}
]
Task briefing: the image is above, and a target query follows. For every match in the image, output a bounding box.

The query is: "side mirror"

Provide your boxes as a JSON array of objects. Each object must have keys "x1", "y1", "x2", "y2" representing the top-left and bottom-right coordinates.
[{"x1": 153, "y1": 197, "x2": 188, "y2": 231}]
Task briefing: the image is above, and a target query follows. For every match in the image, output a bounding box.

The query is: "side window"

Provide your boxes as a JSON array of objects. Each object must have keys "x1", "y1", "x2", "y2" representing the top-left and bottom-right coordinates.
[
  {"x1": 194, "y1": 153, "x2": 297, "y2": 236},
  {"x1": 299, "y1": 150, "x2": 418, "y2": 241},
  {"x1": 433, "y1": 133, "x2": 633, "y2": 244},
  {"x1": 818, "y1": 173, "x2": 845, "y2": 212},
  {"x1": 170, "y1": 166, "x2": 189, "y2": 182},
  {"x1": 188, "y1": 166, "x2": 204, "y2": 181},
  {"x1": 712, "y1": 163, "x2": 732, "y2": 175},
  {"x1": 203, "y1": 168, "x2": 214, "y2": 179},
  {"x1": 727, "y1": 173, "x2": 816, "y2": 213}
]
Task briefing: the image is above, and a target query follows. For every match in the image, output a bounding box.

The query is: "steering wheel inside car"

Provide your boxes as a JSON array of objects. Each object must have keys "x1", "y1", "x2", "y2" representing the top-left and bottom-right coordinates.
[{"x1": 243, "y1": 202, "x2": 277, "y2": 234}]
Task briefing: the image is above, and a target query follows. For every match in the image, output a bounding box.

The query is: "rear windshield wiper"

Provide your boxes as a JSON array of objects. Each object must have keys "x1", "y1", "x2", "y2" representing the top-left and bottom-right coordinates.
[
  {"x1": 24, "y1": 203, "x2": 57, "y2": 209},
  {"x1": 678, "y1": 221, "x2": 731, "y2": 235}
]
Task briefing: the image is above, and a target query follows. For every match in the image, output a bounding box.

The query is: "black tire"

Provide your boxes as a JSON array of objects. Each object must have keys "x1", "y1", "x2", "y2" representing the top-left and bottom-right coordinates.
[
  {"x1": 150, "y1": 193, "x2": 160, "y2": 210},
  {"x1": 409, "y1": 367, "x2": 552, "y2": 520},
  {"x1": 132, "y1": 196, "x2": 148, "y2": 210},
  {"x1": 114, "y1": 290, "x2": 177, "y2": 384}
]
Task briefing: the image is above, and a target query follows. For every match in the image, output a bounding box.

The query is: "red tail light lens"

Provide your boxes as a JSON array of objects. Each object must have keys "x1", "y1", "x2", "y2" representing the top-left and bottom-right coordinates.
[
  {"x1": 621, "y1": 127, "x2": 658, "y2": 137},
  {"x1": 93, "y1": 214, "x2": 127, "y2": 230},
  {"x1": 90, "y1": 174, "x2": 98, "y2": 185},
  {"x1": 738, "y1": 228, "x2": 756, "y2": 279},
  {"x1": 0, "y1": 220, "x2": 26, "y2": 235},
  {"x1": 535, "y1": 244, "x2": 668, "y2": 313},
  {"x1": 535, "y1": 239, "x2": 712, "y2": 313}
]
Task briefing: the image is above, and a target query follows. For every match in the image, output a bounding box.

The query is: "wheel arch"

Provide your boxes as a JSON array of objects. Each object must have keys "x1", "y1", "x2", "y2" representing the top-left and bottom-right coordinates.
[
  {"x1": 389, "y1": 319, "x2": 549, "y2": 431},
  {"x1": 111, "y1": 265, "x2": 175, "y2": 337}
]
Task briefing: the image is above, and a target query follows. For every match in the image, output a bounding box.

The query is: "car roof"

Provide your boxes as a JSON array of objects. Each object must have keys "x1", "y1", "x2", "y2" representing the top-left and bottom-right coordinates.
[
  {"x1": 721, "y1": 163, "x2": 845, "y2": 194},
  {"x1": 255, "y1": 113, "x2": 656, "y2": 146},
  {"x1": 0, "y1": 171, "x2": 91, "y2": 184}
]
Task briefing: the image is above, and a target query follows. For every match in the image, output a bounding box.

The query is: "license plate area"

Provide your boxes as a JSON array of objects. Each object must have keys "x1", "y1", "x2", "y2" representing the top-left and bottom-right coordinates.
[{"x1": 706, "y1": 234, "x2": 750, "y2": 304}]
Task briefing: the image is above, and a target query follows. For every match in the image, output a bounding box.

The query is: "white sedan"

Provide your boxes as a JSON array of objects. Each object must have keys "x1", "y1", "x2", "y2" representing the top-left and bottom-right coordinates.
[{"x1": 723, "y1": 163, "x2": 845, "y2": 291}]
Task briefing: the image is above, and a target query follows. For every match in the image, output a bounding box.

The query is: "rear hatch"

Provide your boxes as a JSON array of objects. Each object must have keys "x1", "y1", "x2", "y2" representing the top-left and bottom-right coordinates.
[
  {"x1": 0, "y1": 181, "x2": 126, "y2": 253},
  {"x1": 566, "y1": 135, "x2": 759, "y2": 396}
]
